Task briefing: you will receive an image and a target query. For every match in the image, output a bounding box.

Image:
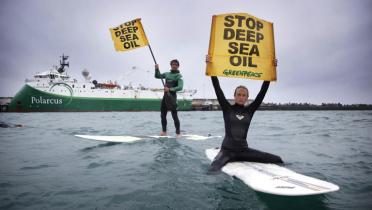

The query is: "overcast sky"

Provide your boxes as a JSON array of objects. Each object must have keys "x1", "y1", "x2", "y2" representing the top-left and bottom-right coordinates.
[{"x1": 1, "y1": 0, "x2": 371, "y2": 104}]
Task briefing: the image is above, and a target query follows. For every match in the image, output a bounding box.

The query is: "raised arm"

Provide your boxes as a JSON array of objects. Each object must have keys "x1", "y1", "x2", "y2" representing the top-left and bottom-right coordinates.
[
  {"x1": 248, "y1": 81, "x2": 270, "y2": 112},
  {"x1": 154, "y1": 64, "x2": 165, "y2": 79},
  {"x1": 211, "y1": 76, "x2": 230, "y2": 109}
]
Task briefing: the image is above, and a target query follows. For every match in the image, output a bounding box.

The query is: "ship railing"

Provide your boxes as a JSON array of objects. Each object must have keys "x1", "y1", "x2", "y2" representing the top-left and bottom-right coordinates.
[{"x1": 181, "y1": 89, "x2": 197, "y2": 95}]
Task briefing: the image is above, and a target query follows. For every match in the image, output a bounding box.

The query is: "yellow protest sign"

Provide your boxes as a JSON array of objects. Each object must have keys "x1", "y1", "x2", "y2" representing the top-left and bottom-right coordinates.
[
  {"x1": 109, "y1": 18, "x2": 149, "y2": 51},
  {"x1": 206, "y1": 13, "x2": 277, "y2": 81}
]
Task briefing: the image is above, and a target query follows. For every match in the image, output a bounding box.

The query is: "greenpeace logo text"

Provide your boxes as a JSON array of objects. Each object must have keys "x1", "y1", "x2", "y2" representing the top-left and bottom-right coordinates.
[{"x1": 223, "y1": 69, "x2": 262, "y2": 78}]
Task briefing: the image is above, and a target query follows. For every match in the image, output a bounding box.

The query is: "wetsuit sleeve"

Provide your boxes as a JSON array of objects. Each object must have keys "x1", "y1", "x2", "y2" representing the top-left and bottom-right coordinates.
[
  {"x1": 155, "y1": 68, "x2": 165, "y2": 79},
  {"x1": 211, "y1": 76, "x2": 230, "y2": 109},
  {"x1": 170, "y1": 75, "x2": 183, "y2": 92},
  {"x1": 248, "y1": 81, "x2": 270, "y2": 112}
]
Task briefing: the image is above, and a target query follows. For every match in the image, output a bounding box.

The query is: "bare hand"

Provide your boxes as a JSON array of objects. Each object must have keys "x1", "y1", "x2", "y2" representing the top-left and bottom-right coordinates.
[
  {"x1": 205, "y1": 55, "x2": 211, "y2": 63},
  {"x1": 273, "y1": 59, "x2": 278, "y2": 67},
  {"x1": 155, "y1": 64, "x2": 159, "y2": 70}
]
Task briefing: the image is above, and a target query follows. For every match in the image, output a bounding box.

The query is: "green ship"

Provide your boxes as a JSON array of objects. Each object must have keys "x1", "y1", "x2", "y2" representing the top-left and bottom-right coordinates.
[{"x1": 8, "y1": 55, "x2": 196, "y2": 112}]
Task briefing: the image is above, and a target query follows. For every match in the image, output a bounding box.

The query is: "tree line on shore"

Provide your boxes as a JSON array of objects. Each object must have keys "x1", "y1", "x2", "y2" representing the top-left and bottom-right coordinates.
[{"x1": 192, "y1": 100, "x2": 372, "y2": 110}]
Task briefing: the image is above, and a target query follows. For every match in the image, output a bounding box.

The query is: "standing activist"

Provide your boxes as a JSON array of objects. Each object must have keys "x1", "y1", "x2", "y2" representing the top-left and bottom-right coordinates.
[
  {"x1": 154, "y1": 59, "x2": 183, "y2": 138},
  {"x1": 110, "y1": 19, "x2": 184, "y2": 137}
]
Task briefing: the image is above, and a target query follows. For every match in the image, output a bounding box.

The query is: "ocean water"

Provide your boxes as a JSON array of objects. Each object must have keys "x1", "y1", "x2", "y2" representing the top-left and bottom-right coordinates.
[{"x1": 0, "y1": 111, "x2": 371, "y2": 210}]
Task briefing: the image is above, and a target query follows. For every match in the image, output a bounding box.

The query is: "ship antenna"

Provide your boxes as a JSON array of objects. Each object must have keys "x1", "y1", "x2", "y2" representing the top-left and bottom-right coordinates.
[{"x1": 57, "y1": 54, "x2": 69, "y2": 73}]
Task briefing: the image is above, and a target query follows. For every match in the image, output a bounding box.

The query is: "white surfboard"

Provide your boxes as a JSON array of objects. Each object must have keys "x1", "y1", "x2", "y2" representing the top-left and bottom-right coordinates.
[
  {"x1": 182, "y1": 134, "x2": 222, "y2": 140},
  {"x1": 75, "y1": 135, "x2": 142, "y2": 143},
  {"x1": 75, "y1": 134, "x2": 221, "y2": 143},
  {"x1": 206, "y1": 148, "x2": 339, "y2": 196},
  {"x1": 149, "y1": 134, "x2": 221, "y2": 140}
]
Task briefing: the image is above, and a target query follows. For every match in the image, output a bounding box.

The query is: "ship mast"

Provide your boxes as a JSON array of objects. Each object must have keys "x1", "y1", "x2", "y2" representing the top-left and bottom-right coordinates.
[{"x1": 57, "y1": 54, "x2": 69, "y2": 73}]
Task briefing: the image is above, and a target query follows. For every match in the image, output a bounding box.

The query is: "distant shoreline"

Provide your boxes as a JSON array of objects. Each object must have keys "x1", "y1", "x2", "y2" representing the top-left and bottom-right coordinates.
[
  {"x1": 193, "y1": 104, "x2": 372, "y2": 111},
  {"x1": 192, "y1": 99, "x2": 372, "y2": 111},
  {"x1": 258, "y1": 105, "x2": 372, "y2": 111},
  {"x1": 1, "y1": 97, "x2": 372, "y2": 112}
]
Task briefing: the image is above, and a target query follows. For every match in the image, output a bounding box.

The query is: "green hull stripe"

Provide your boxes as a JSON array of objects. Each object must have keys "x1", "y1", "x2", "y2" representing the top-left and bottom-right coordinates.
[{"x1": 9, "y1": 85, "x2": 192, "y2": 112}]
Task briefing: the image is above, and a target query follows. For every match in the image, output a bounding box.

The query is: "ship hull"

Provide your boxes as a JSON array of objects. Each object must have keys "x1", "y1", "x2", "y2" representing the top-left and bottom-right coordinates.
[{"x1": 8, "y1": 85, "x2": 192, "y2": 112}]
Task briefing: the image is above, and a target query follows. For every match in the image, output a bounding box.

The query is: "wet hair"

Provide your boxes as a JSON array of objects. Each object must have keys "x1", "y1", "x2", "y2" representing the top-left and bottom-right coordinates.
[
  {"x1": 234, "y1": 85, "x2": 249, "y2": 96},
  {"x1": 170, "y1": 59, "x2": 179, "y2": 66}
]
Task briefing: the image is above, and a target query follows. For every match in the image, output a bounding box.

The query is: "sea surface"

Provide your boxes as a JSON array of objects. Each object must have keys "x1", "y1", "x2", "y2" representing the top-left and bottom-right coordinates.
[{"x1": 0, "y1": 111, "x2": 371, "y2": 210}]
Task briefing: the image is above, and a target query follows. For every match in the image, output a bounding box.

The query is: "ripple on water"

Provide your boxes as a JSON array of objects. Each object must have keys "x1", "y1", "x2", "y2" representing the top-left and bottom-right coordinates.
[
  {"x1": 20, "y1": 164, "x2": 57, "y2": 170},
  {"x1": 316, "y1": 133, "x2": 331, "y2": 137},
  {"x1": 0, "y1": 182, "x2": 12, "y2": 188},
  {"x1": 86, "y1": 161, "x2": 114, "y2": 169},
  {"x1": 79, "y1": 142, "x2": 122, "y2": 152}
]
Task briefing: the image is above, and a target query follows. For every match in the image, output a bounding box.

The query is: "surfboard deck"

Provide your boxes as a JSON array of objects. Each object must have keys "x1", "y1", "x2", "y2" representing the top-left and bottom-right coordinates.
[
  {"x1": 75, "y1": 135, "x2": 142, "y2": 143},
  {"x1": 206, "y1": 148, "x2": 339, "y2": 196},
  {"x1": 75, "y1": 134, "x2": 221, "y2": 143}
]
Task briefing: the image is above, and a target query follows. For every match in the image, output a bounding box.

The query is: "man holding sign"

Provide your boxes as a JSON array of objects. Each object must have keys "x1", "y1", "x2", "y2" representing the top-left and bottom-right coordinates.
[
  {"x1": 206, "y1": 13, "x2": 283, "y2": 172},
  {"x1": 155, "y1": 59, "x2": 183, "y2": 138},
  {"x1": 110, "y1": 19, "x2": 183, "y2": 137}
]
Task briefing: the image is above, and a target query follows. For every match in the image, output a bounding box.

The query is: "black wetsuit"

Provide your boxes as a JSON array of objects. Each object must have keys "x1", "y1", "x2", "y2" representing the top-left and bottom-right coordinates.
[
  {"x1": 209, "y1": 76, "x2": 283, "y2": 172},
  {"x1": 155, "y1": 69, "x2": 183, "y2": 134}
]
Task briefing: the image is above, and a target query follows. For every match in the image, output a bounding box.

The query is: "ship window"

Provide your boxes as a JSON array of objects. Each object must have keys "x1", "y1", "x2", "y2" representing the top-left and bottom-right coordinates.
[{"x1": 83, "y1": 85, "x2": 85, "y2": 88}]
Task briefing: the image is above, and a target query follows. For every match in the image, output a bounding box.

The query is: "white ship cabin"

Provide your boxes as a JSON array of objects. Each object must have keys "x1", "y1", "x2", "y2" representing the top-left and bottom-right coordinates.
[
  {"x1": 27, "y1": 69, "x2": 122, "y2": 90},
  {"x1": 27, "y1": 69, "x2": 82, "y2": 89},
  {"x1": 31, "y1": 69, "x2": 72, "y2": 83}
]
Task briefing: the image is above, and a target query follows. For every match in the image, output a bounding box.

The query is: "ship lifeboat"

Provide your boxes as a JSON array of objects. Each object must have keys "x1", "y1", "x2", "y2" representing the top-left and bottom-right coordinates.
[
  {"x1": 101, "y1": 83, "x2": 116, "y2": 88},
  {"x1": 100, "y1": 83, "x2": 120, "y2": 89},
  {"x1": 92, "y1": 80, "x2": 120, "y2": 89}
]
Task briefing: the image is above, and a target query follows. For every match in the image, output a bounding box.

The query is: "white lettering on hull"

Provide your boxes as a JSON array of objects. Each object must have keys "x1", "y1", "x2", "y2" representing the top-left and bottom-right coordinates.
[{"x1": 31, "y1": 96, "x2": 63, "y2": 104}]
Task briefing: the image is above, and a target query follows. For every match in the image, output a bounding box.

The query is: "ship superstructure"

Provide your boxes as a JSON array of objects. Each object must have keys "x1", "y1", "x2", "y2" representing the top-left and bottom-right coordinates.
[{"x1": 9, "y1": 55, "x2": 196, "y2": 112}]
